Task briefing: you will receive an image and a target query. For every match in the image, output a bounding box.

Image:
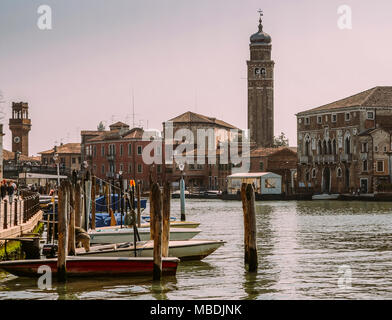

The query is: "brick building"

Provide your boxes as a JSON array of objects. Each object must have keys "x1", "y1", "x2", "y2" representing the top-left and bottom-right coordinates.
[
  {"x1": 296, "y1": 86, "x2": 392, "y2": 194},
  {"x1": 83, "y1": 123, "x2": 163, "y2": 190},
  {"x1": 249, "y1": 147, "x2": 297, "y2": 195},
  {"x1": 39, "y1": 143, "x2": 81, "y2": 173},
  {"x1": 163, "y1": 111, "x2": 238, "y2": 191}
]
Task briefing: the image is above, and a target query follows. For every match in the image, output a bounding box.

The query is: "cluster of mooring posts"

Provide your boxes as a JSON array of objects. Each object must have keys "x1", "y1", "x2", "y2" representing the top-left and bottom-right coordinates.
[
  {"x1": 56, "y1": 172, "x2": 174, "y2": 282},
  {"x1": 0, "y1": 169, "x2": 257, "y2": 282}
]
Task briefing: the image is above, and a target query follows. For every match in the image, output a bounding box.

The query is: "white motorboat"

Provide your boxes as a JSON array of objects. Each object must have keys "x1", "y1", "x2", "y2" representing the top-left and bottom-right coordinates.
[
  {"x1": 89, "y1": 226, "x2": 201, "y2": 244},
  {"x1": 77, "y1": 239, "x2": 225, "y2": 261}
]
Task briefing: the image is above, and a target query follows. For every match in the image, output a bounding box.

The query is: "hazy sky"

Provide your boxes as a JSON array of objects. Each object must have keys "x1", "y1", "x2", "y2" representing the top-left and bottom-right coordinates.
[{"x1": 1, "y1": 0, "x2": 392, "y2": 156}]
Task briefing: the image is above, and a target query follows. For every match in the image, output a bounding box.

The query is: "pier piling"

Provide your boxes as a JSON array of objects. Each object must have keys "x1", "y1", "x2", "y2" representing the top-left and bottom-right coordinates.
[
  {"x1": 241, "y1": 183, "x2": 258, "y2": 272},
  {"x1": 137, "y1": 181, "x2": 141, "y2": 228},
  {"x1": 68, "y1": 182, "x2": 76, "y2": 256},
  {"x1": 91, "y1": 176, "x2": 96, "y2": 230},
  {"x1": 151, "y1": 183, "x2": 162, "y2": 280},
  {"x1": 162, "y1": 182, "x2": 171, "y2": 257},
  {"x1": 57, "y1": 180, "x2": 68, "y2": 282}
]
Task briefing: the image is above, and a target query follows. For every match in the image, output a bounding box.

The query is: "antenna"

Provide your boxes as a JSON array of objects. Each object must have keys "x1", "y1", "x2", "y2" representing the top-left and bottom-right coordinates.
[{"x1": 130, "y1": 88, "x2": 140, "y2": 128}]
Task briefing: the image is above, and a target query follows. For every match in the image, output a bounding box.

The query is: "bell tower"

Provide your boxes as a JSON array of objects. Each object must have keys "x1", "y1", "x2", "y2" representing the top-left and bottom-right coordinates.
[
  {"x1": 9, "y1": 102, "x2": 32, "y2": 156},
  {"x1": 247, "y1": 10, "x2": 274, "y2": 147}
]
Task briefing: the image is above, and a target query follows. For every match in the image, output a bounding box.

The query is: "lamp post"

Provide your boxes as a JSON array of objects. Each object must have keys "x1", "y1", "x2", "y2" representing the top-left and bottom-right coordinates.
[
  {"x1": 179, "y1": 163, "x2": 186, "y2": 221},
  {"x1": 53, "y1": 147, "x2": 60, "y2": 187}
]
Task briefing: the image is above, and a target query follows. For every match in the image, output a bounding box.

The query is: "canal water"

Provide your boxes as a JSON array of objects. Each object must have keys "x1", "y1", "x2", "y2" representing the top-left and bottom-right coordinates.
[{"x1": 0, "y1": 199, "x2": 391, "y2": 300}]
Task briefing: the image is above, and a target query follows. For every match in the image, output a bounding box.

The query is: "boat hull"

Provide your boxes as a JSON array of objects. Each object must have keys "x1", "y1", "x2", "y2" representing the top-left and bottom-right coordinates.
[
  {"x1": 89, "y1": 227, "x2": 201, "y2": 244},
  {"x1": 79, "y1": 240, "x2": 225, "y2": 261},
  {"x1": 0, "y1": 257, "x2": 179, "y2": 278}
]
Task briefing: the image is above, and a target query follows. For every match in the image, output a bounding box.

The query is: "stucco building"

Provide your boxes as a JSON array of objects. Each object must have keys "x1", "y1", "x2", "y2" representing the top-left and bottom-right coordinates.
[{"x1": 296, "y1": 86, "x2": 392, "y2": 194}]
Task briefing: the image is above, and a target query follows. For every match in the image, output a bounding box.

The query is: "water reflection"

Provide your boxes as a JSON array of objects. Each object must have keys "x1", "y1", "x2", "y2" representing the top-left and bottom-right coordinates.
[{"x1": 1, "y1": 200, "x2": 392, "y2": 299}]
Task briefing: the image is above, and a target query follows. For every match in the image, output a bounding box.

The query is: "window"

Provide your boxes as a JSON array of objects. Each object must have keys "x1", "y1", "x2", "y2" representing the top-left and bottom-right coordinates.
[
  {"x1": 137, "y1": 164, "x2": 143, "y2": 173},
  {"x1": 332, "y1": 114, "x2": 337, "y2": 123},
  {"x1": 101, "y1": 146, "x2": 105, "y2": 156},
  {"x1": 367, "y1": 111, "x2": 374, "y2": 120},
  {"x1": 72, "y1": 158, "x2": 76, "y2": 164},
  {"x1": 363, "y1": 160, "x2": 368, "y2": 172},
  {"x1": 377, "y1": 160, "x2": 384, "y2": 172},
  {"x1": 120, "y1": 144, "x2": 123, "y2": 156},
  {"x1": 384, "y1": 146, "x2": 387, "y2": 152},
  {"x1": 361, "y1": 142, "x2": 368, "y2": 153},
  {"x1": 317, "y1": 116, "x2": 322, "y2": 124},
  {"x1": 93, "y1": 145, "x2": 97, "y2": 157},
  {"x1": 337, "y1": 168, "x2": 342, "y2": 177},
  {"x1": 137, "y1": 146, "x2": 142, "y2": 155},
  {"x1": 312, "y1": 168, "x2": 316, "y2": 178},
  {"x1": 345, "y1": 113, "x2": 350, "y2": 121},
  {"x1": 119, "y1": 164, "x2": 123, "y2": 172},
  {"x1": 305, "y1": 117, "x2": 310, "y2": 125},
  {"x1": 259, "y1": 162, "x2": 264, "y2": 171},
  {"x1": 264, "y1": 178, "x2": 277, "y2": 189},
  {"x1": 197, "y1": 164, "x2": 203, "y2": 170},
  {"x1": 128, "y1": 163, "x2": 132, "y2": 173},
  {"x1": 101, "y1": 164, "x2": 105, "y2": 174},
  {"x1": 128, "y1": 144, "x2": 132, "y2": 156},
  {"x1": 375, "y1": 146, "x2": 379, "y2": 152},
  {"x1": 157, "y1": 165, "x2": 162, "y2": 173}
]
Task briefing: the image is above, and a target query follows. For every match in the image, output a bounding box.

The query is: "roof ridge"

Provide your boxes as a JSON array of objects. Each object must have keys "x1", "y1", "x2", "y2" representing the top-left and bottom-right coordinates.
[{"x1": 361, "y1": 86, "x2": 380, "y2": 106}]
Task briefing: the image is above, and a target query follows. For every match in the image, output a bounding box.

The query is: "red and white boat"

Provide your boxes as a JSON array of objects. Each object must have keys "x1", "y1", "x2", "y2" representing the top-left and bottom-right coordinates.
[{"x1": 0, "y1": 256, "x2": 179, "y2": 278}]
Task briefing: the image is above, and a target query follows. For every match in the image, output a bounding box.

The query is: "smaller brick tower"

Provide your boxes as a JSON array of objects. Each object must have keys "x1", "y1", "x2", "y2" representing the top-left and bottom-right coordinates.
[{"x1": 9, "y1": 102, "x2": 31, "y2": 156}]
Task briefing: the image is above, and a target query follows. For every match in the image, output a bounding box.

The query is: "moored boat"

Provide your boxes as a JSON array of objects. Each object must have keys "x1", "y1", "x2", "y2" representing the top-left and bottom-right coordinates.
[
  {"x1": 77, "y1": 239, "x2": 225, "y2": 261},
  {"x1": 0, "y1": 256, "x2": 179, "y2": 278},
  {"x1": 89, "y1": 226, "x2": 201, "y2": 244}
]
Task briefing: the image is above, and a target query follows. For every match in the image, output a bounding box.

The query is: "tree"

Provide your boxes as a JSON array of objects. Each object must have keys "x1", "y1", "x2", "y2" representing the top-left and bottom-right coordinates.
[{"x1": 273, "y1": 132, "x2": 289, "y2": 147}]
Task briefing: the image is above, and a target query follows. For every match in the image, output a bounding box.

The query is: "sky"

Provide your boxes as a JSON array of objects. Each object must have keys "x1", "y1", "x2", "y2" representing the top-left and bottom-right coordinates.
[{"x1": 1, "y1": 0, "x2": 392, "y2": 156}]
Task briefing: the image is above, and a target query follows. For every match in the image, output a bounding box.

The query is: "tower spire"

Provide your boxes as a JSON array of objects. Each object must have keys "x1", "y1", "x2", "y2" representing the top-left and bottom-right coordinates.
[{"x1": 257, "y1": 9, "x2": 263, "y2": 31}]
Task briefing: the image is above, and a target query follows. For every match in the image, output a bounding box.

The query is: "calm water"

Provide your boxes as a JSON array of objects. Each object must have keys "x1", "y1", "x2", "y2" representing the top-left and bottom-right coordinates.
[{"x1": 1, "y1": 199, "x2": 392, "y2": 300}]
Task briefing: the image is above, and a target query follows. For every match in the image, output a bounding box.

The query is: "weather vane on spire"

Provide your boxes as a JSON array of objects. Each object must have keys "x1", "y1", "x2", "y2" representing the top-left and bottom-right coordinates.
[{"x1": 257, "y1": 9, "x2": 263, "y2": 31}]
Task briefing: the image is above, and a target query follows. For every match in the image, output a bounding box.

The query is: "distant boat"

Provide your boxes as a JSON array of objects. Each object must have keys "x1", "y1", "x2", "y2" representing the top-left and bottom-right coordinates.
[
  {"x1": 312, "y1": 194, "x2": 340, "y2": 200},
  {"x1": 0, "y1": 256, "x2": 179, "y2": 278},
  {"x1": 76, "y1": 240, "x2": 225, "y2": 261},
  {"x1": 89, "y1": 226, "x2": 201, "y2": 244}
]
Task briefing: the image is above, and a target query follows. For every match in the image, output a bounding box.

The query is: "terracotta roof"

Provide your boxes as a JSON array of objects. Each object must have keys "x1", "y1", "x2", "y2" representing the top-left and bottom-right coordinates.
[
  {"x1": 109, "y1": 121, "x2": 129, "y2": 128},
  {"x1": 297, "y1": 86, "x2": 392, "y2": 115},
  {"x1": 167, "y1": 111, "x2": 238, "y2": 129},
  {"x1": 3, "y1": 149, "x2": 41, "y2": 162},
  {"x1": 248, "y1": 146, "x2": 297, "y2": 158},
  {"x1": 81, "y1": 130, "x2": 102, "y2": 136},
  {"x1": 86, "y1": 128, "x2": 145, "y2": 142},
  {"x1": 39, "y1": 143, "x2": 81, "y2": 155}
]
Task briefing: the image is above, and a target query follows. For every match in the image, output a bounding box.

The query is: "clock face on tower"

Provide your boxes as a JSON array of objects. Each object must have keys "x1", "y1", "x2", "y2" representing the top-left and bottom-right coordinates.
[
  {"x1": 254, "y1": 67, "x2": 266, "y2": 76},
  {"x1": 14, "y1": 136, "x2": 21, "y2": 144}
]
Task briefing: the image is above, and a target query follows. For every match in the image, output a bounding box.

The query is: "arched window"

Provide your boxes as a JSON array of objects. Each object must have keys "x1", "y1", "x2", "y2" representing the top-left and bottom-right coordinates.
[
  {"x1": 317, "y1": 140, "x2": 322, "y2": 155},
  {"x1": 304, "y1": 138, "x2": 310, "y2": 156},
  {"x1": 345, "y1": 137, "x2": 351, "y2": 155},
  {"x1": 323, "y1": 140, "x2": 328, "y2": 155},
  {"x1": 328, "y1": 140, "x2": 332, "y2": 155},
  {"x1": 332, "y1": 139, "x2": 337, "y2": 155},
  {"x1": 337, "y1": 167, "x2": 342, "y2": 177},
  {"x1": 312, "y1": 168, "x2": 316, "y2": 178}
]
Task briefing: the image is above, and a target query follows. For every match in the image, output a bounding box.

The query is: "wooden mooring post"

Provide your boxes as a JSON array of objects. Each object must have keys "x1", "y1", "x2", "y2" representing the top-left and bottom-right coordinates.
[
  {"x1": 75, "y1": 182, "x2": 81, "y2": 228},
  {"x1": 136, "y1": 181, "x2": 141, "y2": 228},
  {"x1": 149, "y1": 182, "x2": 155, "y2": 240},
  {"x1": 162, "y1": 182, "x2": 171, "y2": 257},
  {"x1": 57, "y1": 180, "x2": 68, "y2": 282},
  {"x1": 241, "y1": 183, "x2": 258, "y2": 272},
  {"x1": 151, "y1": 183, "x2": 162, "y2": 280},
  {"x1": 68, "y1": 181, "x2": 76, "y2": 256},
  {"x1": 91, "y1": 176, "x2": 96, "y2": 230}
]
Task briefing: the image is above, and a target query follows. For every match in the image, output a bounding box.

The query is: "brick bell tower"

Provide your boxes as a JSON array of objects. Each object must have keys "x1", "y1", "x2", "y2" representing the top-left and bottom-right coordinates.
[
  {"x1": 247, "y1": 10, "x2": 274, "y2": 147},
  {"x1": 9, "y1": 102, "x2": 31, "y2": 156}
]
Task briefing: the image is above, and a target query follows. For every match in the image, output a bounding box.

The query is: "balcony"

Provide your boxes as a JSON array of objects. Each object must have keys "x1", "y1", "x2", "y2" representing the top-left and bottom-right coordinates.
[
  {"x1": 360, "y1": 153, "x2": 368, "y2": 160},
  {"x1": 323, "y1": 155, "x2": 337, "y2": 163},
  {"x1": 299, "y1": 156, "x2": 311, "y2": 164},
  {"x1": 340, "y1": 154, "x2": 352, "y2": 163},
  {"x1": 314, "y1": 155, "x2": 322, "y2": 164},
  {"x1": 107, "y1": 154, "x2": 116, "y2": 162}
]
